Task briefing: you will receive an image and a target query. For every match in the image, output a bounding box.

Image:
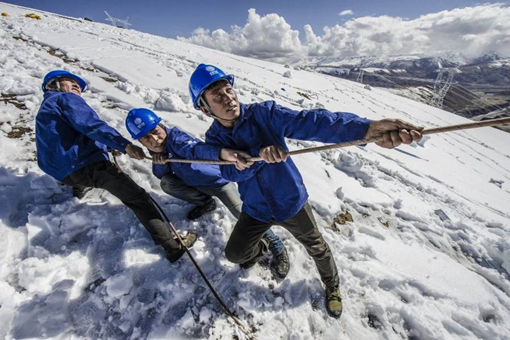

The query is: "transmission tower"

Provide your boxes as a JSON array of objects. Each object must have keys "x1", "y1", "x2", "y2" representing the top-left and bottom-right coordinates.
[
  {"x1": 104, "y1": 11, "x2": 131, "y2": 28},
  {"x1": 429, "y1": 68, "x2": 455, "y2": 108},
  {"x1": 116, "y1": 17, "x2": 131, "y2": 28},
  {"x1": 104, "y1": 11, "x2": 117, "y2": 27},
  {"x1": 356, "y1": 69, "x2": 365, "y2": 84}
]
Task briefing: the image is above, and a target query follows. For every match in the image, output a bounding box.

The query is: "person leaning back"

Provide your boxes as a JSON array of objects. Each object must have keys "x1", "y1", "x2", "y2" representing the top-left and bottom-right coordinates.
[{"x1": 188, "y1": 64, "x2": 423, "y2": 319}]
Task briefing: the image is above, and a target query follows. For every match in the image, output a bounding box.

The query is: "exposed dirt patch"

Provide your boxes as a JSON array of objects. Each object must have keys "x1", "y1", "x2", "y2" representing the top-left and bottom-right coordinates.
[
  {"x1": 13, "y1": 35, "x2": 28, "y2": 42},
  {"x1": 1, "y1": 93, "x2": 27, "y2": 110},
  {"x1": 101, "y1": 101, "x2": 119, "y2": 109},
  {"x1": 62, "y1": 58, "x2": 78, "y2": 64},
  {"x1": 12, "y1": 35, "x2": 122, "y2": 85},
  {"x1": 330, "y1": 211, "x2": 354, "y2": 231},
  {"x1": 100, "y1": 76, "x2": 117, "y2": 83},
  {"x1": 7, "y1": 126, "x2": 32, "y2": 139}
]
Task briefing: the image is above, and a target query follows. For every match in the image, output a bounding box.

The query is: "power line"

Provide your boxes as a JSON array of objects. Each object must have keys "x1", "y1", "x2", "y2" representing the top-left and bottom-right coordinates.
[{"x1": 350, "y1": 67, "x2": 509, "y2": 117}]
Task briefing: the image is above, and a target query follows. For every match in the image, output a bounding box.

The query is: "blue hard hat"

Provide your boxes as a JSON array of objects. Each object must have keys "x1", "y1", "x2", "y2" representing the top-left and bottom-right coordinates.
[
  {"x1": 41, "y1": 70, "x2": 88, "y2": 92},
  {"x1": 126, "y1": 108, "x2": 162, "y2": 139},
  {"x1": 189, "y1": 64, "x2": 234, "y2": 110}
]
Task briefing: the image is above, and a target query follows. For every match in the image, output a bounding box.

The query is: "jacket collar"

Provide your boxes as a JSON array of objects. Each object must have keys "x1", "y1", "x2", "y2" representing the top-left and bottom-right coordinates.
[
  {"x1": 43, "y1": 90, "x2": 82, "y2": 101},
  {"x1": 43, "y1": 90, "x2": 61, "y2": 100},
  {"x1": 163, "y1": 126, "x2": 173, "y2": 154}
]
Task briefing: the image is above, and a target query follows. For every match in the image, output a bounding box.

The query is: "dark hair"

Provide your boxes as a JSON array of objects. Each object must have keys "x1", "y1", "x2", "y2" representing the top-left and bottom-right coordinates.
[{"x1": 206, "y1": 79, "x2": 230, "y2": 93}]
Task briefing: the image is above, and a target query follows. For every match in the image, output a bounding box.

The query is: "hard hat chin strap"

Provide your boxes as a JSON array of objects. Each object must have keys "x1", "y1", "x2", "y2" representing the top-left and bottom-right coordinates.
[
  {"x1": 198, "y1": 96, "x2": 238, "y2": 123},
  {"x1": 46, "y1": 78, "x2": 61, "y2": 91},
  {"x1": 211, "y1": 115, "x2": 238, "y2": 123}
]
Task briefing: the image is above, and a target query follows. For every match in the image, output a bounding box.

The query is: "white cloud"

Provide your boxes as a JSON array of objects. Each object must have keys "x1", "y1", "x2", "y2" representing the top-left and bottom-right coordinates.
[
  {"x1": 339, "y1": 10, "x2": 354, "y2": 16},
  {"x1": 177, "y1": 8, "x2": 302, "y2": 59},
  {"x1": 191, "y1": 27, "x2": 210, "y2": 36},
  {"x1": 178, "y1": 4, "x2": 510, "y2": 61}
]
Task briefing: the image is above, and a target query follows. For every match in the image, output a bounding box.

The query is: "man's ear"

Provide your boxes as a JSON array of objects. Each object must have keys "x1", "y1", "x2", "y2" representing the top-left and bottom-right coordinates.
[{"x1": 200, "y1": 106, "x2": 211, "y2": 117}]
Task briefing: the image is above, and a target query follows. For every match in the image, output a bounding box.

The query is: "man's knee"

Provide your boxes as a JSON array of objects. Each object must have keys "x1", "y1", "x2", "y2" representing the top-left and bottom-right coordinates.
[
  {"x1": 161, "y1": 174, "x2": 181, "y2": 185},
  {"x1": 297, "y1": 232, "x2": 331, "y2": 259},
  {"x1": 97, "y1": 169, "x2": 148, "y2": 203},
  {"x1": 225, "y1": 241, "x2": 252, "y2": 263},
  {"x1": 225, "y1": 242, "x2": 243, "y2": 263},
  {"x1": 160, "y1": 175, "x2": 186, "y2": 194}
]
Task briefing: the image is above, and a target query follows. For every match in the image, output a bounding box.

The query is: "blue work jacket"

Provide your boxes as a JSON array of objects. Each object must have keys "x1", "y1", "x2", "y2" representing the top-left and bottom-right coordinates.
[
  {"x1": 151, "y1": 127, "x2": 227, "y2": 188},
  {"x1": 205, "y1": 101, "x2": 372, "y2": 223},
  {"x1": 35, "y1": 91, "x2": 131, "y2": 180}
]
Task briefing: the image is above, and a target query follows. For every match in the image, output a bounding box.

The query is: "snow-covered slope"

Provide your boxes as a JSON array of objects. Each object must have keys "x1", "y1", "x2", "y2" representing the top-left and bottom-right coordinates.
[{"x1": 1, "y1": 3, "x2": 510, "y2": 339}]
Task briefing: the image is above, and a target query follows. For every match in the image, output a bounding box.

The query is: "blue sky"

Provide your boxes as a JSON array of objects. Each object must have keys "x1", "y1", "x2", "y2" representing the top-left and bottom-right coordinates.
[
  {"x1": 4, "y1": 1, "x2": 510, "y2": 60},
  {"x1": 2, "y1": 0, "x2": 493, "y2": 38}
]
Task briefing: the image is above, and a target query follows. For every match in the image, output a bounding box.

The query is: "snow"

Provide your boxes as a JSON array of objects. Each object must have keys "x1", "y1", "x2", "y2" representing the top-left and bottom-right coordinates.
[{"x1": 1, "y1": 2, "x2": 510, "y2": 339}]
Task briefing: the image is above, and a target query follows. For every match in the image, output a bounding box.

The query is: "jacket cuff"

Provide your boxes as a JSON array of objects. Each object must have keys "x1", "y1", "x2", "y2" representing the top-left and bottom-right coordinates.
[
  {"x1": 351, "y1": 118, "x2": 372, "y2": 140},
  {"x1": 117, "y1": 138, "x2": 131, "y2": 153}
]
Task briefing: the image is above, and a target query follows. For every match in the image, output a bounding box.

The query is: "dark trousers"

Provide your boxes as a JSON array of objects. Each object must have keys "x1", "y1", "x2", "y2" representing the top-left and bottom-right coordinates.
[
  {"x1": 61, "y1": 161, "x2": 179, "y2": 250},
  {"x1": 225, "y1": 202, "x2": 339, "y2": 287},
  {"x1": 160, "y1": 173, "x2": 286, "y2": 256}
]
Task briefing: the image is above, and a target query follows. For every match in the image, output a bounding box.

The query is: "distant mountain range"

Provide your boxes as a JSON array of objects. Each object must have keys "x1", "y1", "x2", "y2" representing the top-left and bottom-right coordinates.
[{"x1": 294, "y1": 53, "x2": 510, "y2": 131}]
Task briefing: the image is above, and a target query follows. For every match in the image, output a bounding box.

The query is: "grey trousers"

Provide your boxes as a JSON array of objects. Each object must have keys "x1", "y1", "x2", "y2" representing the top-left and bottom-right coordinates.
[
  {"x1": 225, "y1": 202, "x2": 339, "y2": 288},
  {"x1": 160, "y1": 174, "x2": 242, "y2": 218},
  {"x1": 160, "y1": 173, "x2": 286, "y2": 255}
]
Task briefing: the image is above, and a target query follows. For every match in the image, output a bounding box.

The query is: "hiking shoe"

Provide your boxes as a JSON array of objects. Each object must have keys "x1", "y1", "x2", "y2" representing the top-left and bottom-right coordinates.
[
  {"x1": 187, "y1": 198, "x2": 216, "y2": 220},
  {"x1": 325, "y1": 285, "x2": 343, "y2": 319},
  {"x1": 180, "y1": 232, "x2": 198, "y2": 248},
  {"x1": 164, "y1": 232, "x2": 198, "y2": 263},
  {"x1": 72, "y1": 186, "x2": 92, "y2": 199},
  {"x1": 240, "y1": 237, "x2": 269, "y2": 269},
  {"x1": 270, "y1": 248, "x2": 290, "y2": 280}
]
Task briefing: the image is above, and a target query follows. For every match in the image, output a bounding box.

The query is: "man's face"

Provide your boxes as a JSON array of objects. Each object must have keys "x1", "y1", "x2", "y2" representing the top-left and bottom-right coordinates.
[
  {"x1": 139, "y1": 125, "x2": 167, "y2": 153},
  {"x1": 201, "y1": 81, "x2": 240, "y2": 127},
  {"x1": 58, "y1": 77, "x2": 82, "y2": 96}
]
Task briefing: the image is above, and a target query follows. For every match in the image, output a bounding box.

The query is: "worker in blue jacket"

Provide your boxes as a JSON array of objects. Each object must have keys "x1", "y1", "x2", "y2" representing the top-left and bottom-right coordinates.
[
  {"x1": 125, "y1": 108, "x2": 290, "y2": 279},
  {"x1": 188, "y1": 64, "x2": 423, "y2": 319},
  {"x1": 35, "y1": 70, "x2": 199, "y2": 263}
]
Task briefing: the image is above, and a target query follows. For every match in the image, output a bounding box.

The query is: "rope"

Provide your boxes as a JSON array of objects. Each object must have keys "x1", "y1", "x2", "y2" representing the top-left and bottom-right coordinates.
[
  {"x1": 113, "y1": 115, "x2": 510, "y2": 337},
  {"x1": 146, "y1": 117, "x2": 510, "y2": 165},
  {"x1": 145, "y1": 156, "x2": 234, "y2": 165},
  {"x1": 113, "y1": 155, "x2": 254, "y2": 339},
  {"x1": 149, "y1": 197, "x2": 254, "y2": 339}
]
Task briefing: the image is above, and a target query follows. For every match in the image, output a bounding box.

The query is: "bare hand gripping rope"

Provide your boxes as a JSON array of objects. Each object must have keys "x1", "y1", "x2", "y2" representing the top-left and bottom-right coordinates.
[{"x1": 146, "y1": 117, "x2": 510, "y2": 165}]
